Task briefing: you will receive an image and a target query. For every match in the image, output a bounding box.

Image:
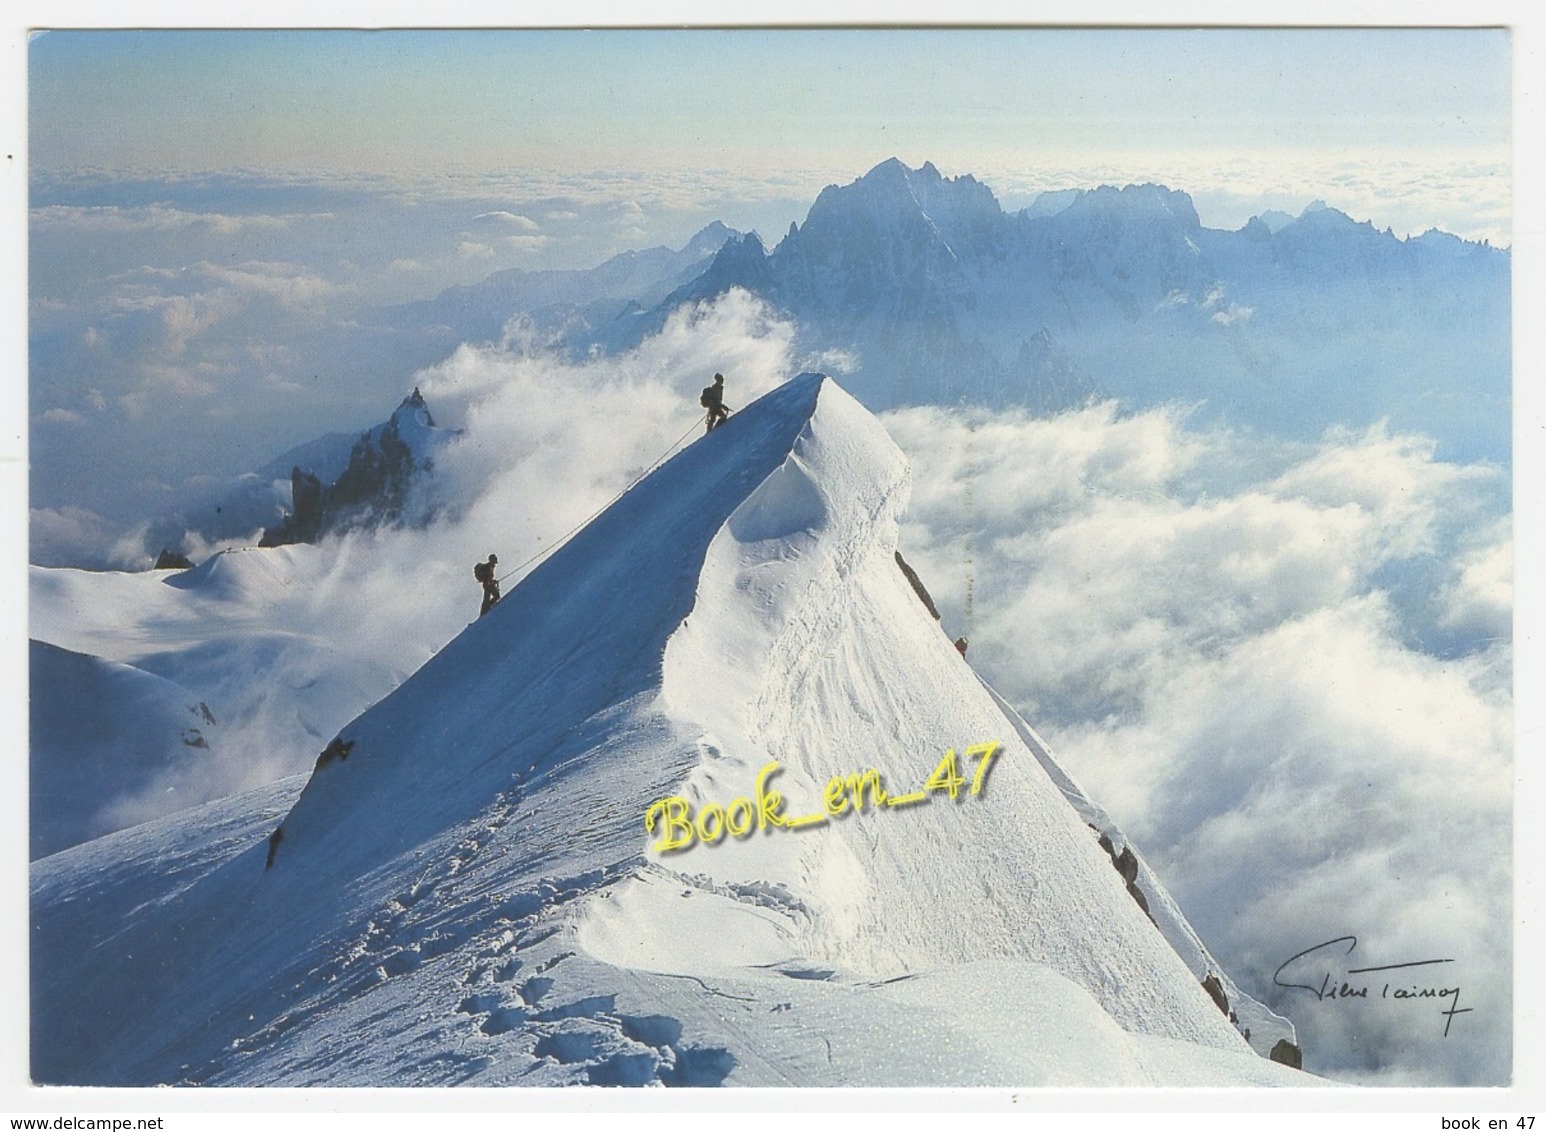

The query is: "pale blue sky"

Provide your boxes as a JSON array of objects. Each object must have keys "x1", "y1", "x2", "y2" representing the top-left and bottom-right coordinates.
[{"x1": 30, "y1": 28, "x2": 1509, "y2": 174}]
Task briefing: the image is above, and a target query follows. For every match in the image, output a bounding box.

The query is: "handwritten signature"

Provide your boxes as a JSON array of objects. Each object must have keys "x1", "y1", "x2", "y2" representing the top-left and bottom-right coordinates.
[{"x1": 1273, "y1": 936, "x2": 1472, "y2": 1036}]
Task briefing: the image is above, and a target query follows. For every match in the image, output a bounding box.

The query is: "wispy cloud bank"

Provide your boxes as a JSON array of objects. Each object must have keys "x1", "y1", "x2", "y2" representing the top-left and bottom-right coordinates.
[
  {"x1": 473, "y1": 210, "x2": 541, "y2": 230},
  {"x1": 885, "y1": 400, "x2": 1511, "y2": 1084},
  {"x1": 30, "y1": 203, "x2": 327, "y2": 235}
]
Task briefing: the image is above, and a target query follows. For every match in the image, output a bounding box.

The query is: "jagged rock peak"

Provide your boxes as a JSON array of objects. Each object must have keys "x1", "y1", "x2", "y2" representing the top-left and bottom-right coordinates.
[
  {"x1": 1060, "y1": 183, "x2": 1202, "y2": 230},
  {"x1": 259, "y1": 388, "x2": 453, "y2": 548},
  {"x1": 393, "y1": 387, "x2": 435, "y2": 428},
  {"x1": 790, "y1": 158, "x2": 1007, "y2": 262},
  {"x1": 698, "y1": 231, "x2": 772, "y2": 288},
  {"x1": 681, "y1": 221, "x2": 737, "y2": 257},
  {"x1": 837, "y1": 157, "x2": 1001, "y2": 211}
]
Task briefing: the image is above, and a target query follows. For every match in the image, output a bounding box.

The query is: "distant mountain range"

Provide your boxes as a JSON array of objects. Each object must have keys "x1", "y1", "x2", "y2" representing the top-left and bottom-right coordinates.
[
  {"x1": 587, "y1": 160, "x2": 1507, "y2": 457},
  {"x1": 343, "y1": 158, "x2": 1506, "y2": 461},
  {"x1": 359, "y1": 220, "x2": 743, "y2": 363},
  {"x1": 150, "y1": 158, "x2": 1510, "y2": 563}
]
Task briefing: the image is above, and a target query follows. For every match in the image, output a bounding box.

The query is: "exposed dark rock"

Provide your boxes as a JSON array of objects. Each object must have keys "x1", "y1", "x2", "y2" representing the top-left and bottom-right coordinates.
[
  {"x1": 259, "y1": 468, "x2": 324, "y2": 547},
  {"x1": 1093, "y1": 830, "x2": 1154, "y2": 922},
  {"x1": 314, "y1": 737, "x2": 356, "y2": 770},
  {"x1": 1201, "y1": 971, "x2": 1229, "y2": 1016},
  {"x1": 1269, "y1": 1039, "x2": 1303, "y2": 1070},
  {"x1": 1125, "y1": 880, "x2": 1152, "y2": 920},
  {"x1": 291, "y1": 468, "x2": 325, "y2": 537},
  {"x1": 1114, "y1": 845, "x2": 1139, "y2": 885},
  {"x1": 153, "y1": 549, "x2": 195, "y2": 570},
  {"x1": 264, "y1": 826, "x2": 284, "y2": 871},
  {"x1": 261, "y1": 389, "x2": 446, "y2": 548},
  {"x1": 894, "y1": 551, "x2": 941, "y2": 620}
]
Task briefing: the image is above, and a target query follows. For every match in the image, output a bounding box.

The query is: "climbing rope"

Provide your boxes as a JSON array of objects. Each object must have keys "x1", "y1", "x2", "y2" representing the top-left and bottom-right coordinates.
[{"x1": 496, "y1": 412, "x2": 709, "y2": 586}]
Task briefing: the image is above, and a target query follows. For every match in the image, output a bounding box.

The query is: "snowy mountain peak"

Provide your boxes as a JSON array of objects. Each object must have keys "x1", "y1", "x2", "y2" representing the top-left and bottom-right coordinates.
[
  {"x1": 382, "y1": 385, "x2": 443, "y2": 456},
  {"x1": 394, "y1": 385, "x2": 433, "y2": 424},
  {"x1": 259, "y1": 388, "x2": 454, "y2": 547},
  {"x1": 33, "y1": 372, "x2": 1301, "y2": 1086},
  {"x1": 1255, "y1": 208, "x2": 1299, "y2": 233},
  {"x1": 852, "y1": 155, "x2": 920, "y2": 191},
  {"x1": 1059, "y1": 182, "x2": 1202, "y2": 231},
  {"x1": 800, "y1": 158, "x2": 1005, "y2": 249},
  {"x1": 1292, "y1": 201, "x2": 1362, "y2": 229},
  {"x1": 681, "y1": 220, "x2": 738, "y2": 258},
  {"x1": 1021, "y1": 187, "x2": 1083, "y2": 218}
]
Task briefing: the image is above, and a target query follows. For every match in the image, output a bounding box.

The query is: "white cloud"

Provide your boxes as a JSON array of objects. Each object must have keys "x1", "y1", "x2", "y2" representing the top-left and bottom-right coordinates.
[
  {"x1": 191, "y1": 260, "x2": 336, "y2": 310},
  {"x1": 102, "y1": 290, "x2": 239, "y2": 363},
  {"x1": 81, "y1": 261, "x2": 334, "y2": 375},
  {"x1": 458, "y1": 241, "x2": 495, "y2": 259},
  {"x1": 1437, "y1": 519, "x2": 1512, "y2": 641},
  {"x1": 30, "y1": 506, "x2": 117, "y2": 566},
  {"x1": 1210, "y1": 304, "x2": 1253, "y2": 326},
  {"x1": 1068, "y1": 596, "x2": 1511, "y2": 1086},
  {"x1": 39, "y1": 408, "x2": 85, "y2": 425},
  {"x1": 29, "y1": 203, "x2": 322, "y2": 236},
  {"x1": 474, "y1": 210, "x2": 541, "y2": 230},
  {"x1": 805, "y1": 347, "x2": 861, "y2": 376},
  {"x1": 883, "y1": 400, "x2": 1512, "y2": 1084},
  {"x1": 243, "y1": 288, "x2": 802, "y2": 669}
]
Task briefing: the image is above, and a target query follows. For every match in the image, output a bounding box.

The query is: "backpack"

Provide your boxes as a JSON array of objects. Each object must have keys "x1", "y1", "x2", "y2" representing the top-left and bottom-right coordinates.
[
  {"x1": 474, "y1": 560, "x2": 490, "y2": 584},
  {"x1": 700, "y1": 386, "x2": 715, "y2": 408}
]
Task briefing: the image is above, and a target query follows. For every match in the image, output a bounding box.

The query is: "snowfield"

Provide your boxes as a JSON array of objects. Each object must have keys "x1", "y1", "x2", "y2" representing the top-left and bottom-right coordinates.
[
  {"x1": 28, "y1": 544, "x2": 416, "y2": 857},
  {"x1": 31, "y1": 375, "x2": 1315, "y2": 1087}
]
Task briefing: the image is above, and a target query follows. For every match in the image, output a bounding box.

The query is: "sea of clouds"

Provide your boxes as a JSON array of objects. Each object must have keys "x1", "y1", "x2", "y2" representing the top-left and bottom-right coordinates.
[{"x1": 885, "y1": 397, "x2": 1512, "y2": 1086}]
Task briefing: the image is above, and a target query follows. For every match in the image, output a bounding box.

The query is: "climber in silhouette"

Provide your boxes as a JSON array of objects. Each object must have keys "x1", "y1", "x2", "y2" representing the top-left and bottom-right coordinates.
[
  {"x1": 954, "y1": 637, "x2": 969, "y2": 657},
  {"x1": 475, "y1": 553, "x2": 501, "y2": 617},
  {"x1": 700, "y1": 373, "x2": 731, "y2": 434}
]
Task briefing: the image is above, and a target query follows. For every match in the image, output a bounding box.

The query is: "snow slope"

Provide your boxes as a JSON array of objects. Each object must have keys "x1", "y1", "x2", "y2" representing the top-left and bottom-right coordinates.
[
  {"x1": 29, "y1": 546, "x2": 414, "y2": 852},
  {"x1": 28, "y1": 640, "x2": 220, "y2": 860},
  {"x1": 31, "y1": 374, "x2": 1309, "y2": 1087}
]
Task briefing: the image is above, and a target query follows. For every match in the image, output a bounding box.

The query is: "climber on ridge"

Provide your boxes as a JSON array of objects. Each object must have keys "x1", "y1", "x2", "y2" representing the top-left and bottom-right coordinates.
[
  {"x1": 475, "y1": 553, "x2": 501, "y2": 617},
  {"x1": 700, "y1": 373, "x2": 731, "y2": 434}
]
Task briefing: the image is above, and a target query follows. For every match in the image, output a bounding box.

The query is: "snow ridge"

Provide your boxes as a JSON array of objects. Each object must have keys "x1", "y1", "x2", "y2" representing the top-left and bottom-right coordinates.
[{"x1": 31, "y1": 375, "x2": 1309, "y2": 1087}]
